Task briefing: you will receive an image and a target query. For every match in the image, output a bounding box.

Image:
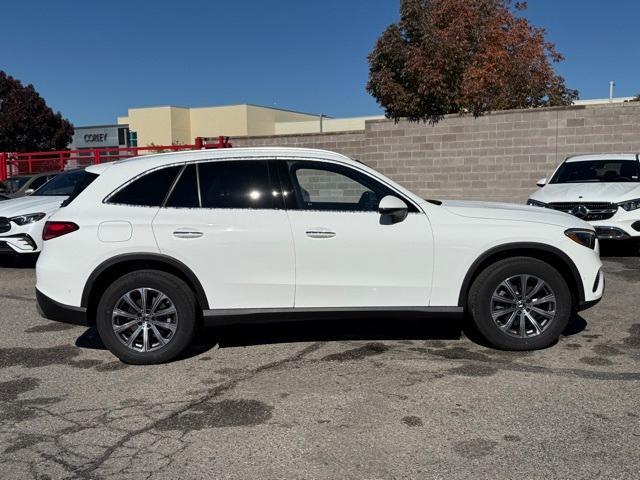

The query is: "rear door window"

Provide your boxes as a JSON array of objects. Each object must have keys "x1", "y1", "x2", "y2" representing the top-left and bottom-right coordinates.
[
  {"x1": 198, "y1": 160, "x2": 274, "y2": 209},
  {"x1": 165, "y1": 164, "x2": 200, "y2": 208}
]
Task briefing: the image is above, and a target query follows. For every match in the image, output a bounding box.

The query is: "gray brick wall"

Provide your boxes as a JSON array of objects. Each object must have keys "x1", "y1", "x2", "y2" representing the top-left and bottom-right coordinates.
[{"x1": 232, "y1": 103, "x2": 640, "y2": 203}]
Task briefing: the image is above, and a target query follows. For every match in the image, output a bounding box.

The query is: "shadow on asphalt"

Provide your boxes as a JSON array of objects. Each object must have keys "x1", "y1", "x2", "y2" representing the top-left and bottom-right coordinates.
[
  {"x1": 599, "y1": 239, "x2": 639, "y2": 257},
  {"x1": 0, "y1": 254, "x2": 38, "y2": 268},
  {"x1": 75, "y1": 312, "x2": 587, "y2": 361},
  {"x1": 76, "y1": 316, "x2": 463, "y2": 360}
]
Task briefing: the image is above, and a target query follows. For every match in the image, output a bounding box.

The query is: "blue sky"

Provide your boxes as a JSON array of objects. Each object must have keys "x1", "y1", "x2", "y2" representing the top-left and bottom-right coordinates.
[{"x1": 1, "y1": 0, "x2": 638, "y2": 126}]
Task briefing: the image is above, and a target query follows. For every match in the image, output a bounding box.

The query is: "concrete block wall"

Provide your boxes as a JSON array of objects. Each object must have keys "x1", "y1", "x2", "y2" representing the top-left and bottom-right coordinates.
[{"x1": 232, "y1": 103, "x2": 640, "y2": 203}]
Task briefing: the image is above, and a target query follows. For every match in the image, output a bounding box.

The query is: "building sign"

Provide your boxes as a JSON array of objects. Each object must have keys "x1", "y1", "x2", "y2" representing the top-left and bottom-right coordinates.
[
  {"x1": 71, "y1": 125, "x2": 129, "y2": 149},
  {"x1": 84, "y1": 133, "x2": 109, "y2": 143}
]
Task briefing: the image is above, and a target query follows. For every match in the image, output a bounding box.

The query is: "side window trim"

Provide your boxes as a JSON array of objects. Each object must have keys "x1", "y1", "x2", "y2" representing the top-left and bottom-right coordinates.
[
  {"x1": 276, "y1": 158, "x2": 420, "y2": 213},
  {"x1": 160, "y1": 164, "x2": 188, "y2": 208}
]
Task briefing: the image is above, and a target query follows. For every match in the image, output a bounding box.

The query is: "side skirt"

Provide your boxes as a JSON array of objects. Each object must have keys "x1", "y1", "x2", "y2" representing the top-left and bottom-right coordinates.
[{"x1": 202, "y1": 306, "x2": 464, "y2": 327}]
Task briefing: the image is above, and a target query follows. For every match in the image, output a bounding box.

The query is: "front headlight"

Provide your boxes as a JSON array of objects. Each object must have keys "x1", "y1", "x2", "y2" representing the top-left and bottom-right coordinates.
[
  {"x1": 565, "y1": 228, "x2": 597, "y2": 249},
  {"x1": 617, "y1": 198, "x2": 640, "y2": 211},
  {"x1": 527, "y1": 199, "x2": 547, "y2": 207},
  {"x1": 10, "y1": 212, "x2": 47, "y2": 225}
]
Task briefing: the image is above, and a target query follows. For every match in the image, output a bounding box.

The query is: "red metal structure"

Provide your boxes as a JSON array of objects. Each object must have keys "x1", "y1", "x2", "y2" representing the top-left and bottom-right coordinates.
[{"x1": 0, "y1": 136, "x2": 232, "y2": 182}]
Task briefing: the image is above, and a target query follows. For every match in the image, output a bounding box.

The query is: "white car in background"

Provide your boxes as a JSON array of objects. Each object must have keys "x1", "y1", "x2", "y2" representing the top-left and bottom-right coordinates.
[
  {"x1": 528, "y1": 154, "x2": 640, "y2": 240},
  {"x1": 36, "y1": 148, "x2": 603, "y2": 364},
  {"x1": 0, "y1": 169, "x2": 96, "y2": 255}
]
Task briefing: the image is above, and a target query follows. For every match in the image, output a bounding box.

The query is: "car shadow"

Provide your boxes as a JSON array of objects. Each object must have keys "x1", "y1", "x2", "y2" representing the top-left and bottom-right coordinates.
[
  {"x1": 75, "y1": 312, "x2": 587, "y2": 362},
  {"x1": 75, "y1": 316, "x2": 463, "y2": 361},
  {"x1": 0, "y1": 254, "x2": 38, "y2": 268},
  {"x1": 599, "y1": 239, "x2": 639, "y2": 257}
]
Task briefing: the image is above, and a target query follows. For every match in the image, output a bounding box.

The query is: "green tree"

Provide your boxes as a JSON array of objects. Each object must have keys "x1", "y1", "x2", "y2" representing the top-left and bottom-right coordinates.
[
  {"x1": 367, "y1": 0, "x2": 579, "y2": 123},
  {"x1": 0, "y1": 71, "x2": 73, "y2": 152}
]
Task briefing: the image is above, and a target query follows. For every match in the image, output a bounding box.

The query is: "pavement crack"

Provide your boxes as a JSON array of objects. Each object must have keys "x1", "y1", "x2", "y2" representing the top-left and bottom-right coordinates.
[{"x1": 73, "y1": 341, "x2": 324, "y2": 479}]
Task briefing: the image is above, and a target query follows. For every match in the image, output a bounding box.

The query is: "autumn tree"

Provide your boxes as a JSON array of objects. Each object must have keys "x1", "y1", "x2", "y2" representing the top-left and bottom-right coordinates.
[
  {"x1": 0, "y1": 71, "x2": 73, "y2": 152},
  {"x1": 367, "y1": 0, "x2": 578, "y2": 123}
]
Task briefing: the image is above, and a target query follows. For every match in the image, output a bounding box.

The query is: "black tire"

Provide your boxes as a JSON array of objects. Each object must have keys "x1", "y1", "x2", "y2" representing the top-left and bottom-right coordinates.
[
  {"x1": 96, "y1": 270, "x2": 197, "y2": 364},
  {"x1": 468, "y1": 257, "x2": 572, "y2": 350}
]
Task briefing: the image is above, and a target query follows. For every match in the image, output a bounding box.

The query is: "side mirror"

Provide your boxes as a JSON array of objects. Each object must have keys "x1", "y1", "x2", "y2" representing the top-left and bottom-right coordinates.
[
  {"x1": 378, "y1": 195, "x2": 408, "y2": 224},
  {"x1": 24, "y1": 188, "x2": 35, "y2": 196},
  {"x1": 536, "y1": 178, "x2": 547, "y2": 187}
]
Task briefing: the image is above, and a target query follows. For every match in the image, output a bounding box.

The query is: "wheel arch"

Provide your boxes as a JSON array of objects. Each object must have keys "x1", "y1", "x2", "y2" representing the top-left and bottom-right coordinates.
[
  {"x1": 457, "y1": 242, "x2": 584, "y2": 308},
  {"x1": 81, "y1": 253, "x2": 209, "y2": 324}
]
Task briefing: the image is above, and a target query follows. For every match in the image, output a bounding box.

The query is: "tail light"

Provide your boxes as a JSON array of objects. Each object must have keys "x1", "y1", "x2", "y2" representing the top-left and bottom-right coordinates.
[{"x1": 43, "y1": 221, "x2": 79, "y2": 241}]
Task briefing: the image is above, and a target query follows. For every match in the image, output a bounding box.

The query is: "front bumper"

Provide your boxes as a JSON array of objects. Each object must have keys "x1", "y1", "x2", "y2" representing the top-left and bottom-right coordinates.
[
  {"x1": 36, "y1": 288, "x2": 88, "y2": 326},
  {"x1": 0, "y1": 234, "x2": 39, "y2": 254},
  {"x1": 590, "y1": 213, "x2": 640, "y2": 240}
]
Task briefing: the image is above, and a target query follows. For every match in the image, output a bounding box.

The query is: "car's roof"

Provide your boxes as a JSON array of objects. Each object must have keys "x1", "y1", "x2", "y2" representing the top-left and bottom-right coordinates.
[
  {"x1": 81, "y1": 147, "x2": 426, "y2": 207},
  {"x1": 86, "y1": 147, "x2": 357, "y2": 175},
  {"x1": 565, "y1": 153, "x2": 639, "y2": 163}
]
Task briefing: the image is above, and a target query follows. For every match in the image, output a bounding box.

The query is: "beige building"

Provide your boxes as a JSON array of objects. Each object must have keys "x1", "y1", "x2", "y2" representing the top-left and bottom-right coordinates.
[{"x1": 117, "y1": 104, "x2": 383, "y2": 147}]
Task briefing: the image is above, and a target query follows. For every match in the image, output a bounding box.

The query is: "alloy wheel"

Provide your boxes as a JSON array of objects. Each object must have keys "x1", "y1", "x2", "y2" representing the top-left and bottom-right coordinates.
[
  {"x1": 111, "y1": 288, "x2": 178, "y2": 353},
  {"x1": 490, "y1": 274, "x2": 556, "y2": 338}
]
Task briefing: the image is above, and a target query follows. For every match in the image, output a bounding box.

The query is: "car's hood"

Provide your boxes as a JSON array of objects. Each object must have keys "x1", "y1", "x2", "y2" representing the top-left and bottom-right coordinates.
[
  {"x1": 0, "y1": 195, "x2": 67, "y2": 216},
  {"x1": 532, "y1": 183, "x2": 640, "y2": 203},
  {"x1": 441, "y1": 200, "x2": 590, "y2": 228}
]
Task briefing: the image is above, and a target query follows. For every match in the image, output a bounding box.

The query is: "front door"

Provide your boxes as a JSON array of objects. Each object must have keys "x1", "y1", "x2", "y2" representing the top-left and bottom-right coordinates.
[
  {"x1": 152, "y1": 160, "x2": 295, "y2": 310},
  {"x1": 276, "y1": 159, "x2": 433, "y2": 308}
]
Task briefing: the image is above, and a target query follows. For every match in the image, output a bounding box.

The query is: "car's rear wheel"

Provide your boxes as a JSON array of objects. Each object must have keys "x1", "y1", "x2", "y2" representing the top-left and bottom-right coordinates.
[
  {"x1": 468, "y1": 257, "x2": 572, "y2": 350},
  {"x1": 96, "y1": 270, "x2": 197, "y2": 364}
]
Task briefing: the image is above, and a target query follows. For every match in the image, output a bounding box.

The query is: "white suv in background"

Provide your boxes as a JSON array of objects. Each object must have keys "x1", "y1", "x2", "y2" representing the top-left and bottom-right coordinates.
[
  {"x1": 528, "y1": 154, "x2": 640, "y2": 240},
  {"x1": 36, "y1": 148, "x2": 604, "y2": 364},
  {"x1": 0, "y1": 169, "x2": 96, "y2": 255}
]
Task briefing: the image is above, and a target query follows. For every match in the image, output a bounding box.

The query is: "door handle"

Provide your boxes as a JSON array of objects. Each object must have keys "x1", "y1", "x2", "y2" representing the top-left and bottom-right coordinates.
[
  {"x1": 173, "y1": 230, "x2": 204, "y2": 239},
  {"x1": 305, "y1": 229, "x2": 336, "y2": 239}
]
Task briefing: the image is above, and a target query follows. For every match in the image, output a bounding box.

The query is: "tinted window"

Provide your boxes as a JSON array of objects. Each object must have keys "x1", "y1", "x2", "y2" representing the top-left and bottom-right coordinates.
[
  {"x1": 551, "y1": 160, "x2": 640, "y2": 183},
  {"x1": 108, "y1": 166, "x2": 182, "y2": 206},
  {"x1": 60, "y1": 172, "x2": 99, "y2": 207},
  {"x1": 35, "y1": 170, "x2": 94, "y2": 197},
  {"x1": 5, "y1": 177, "x2": 29, "y2": 193},
  {"x1": 29, "y1": 175, "x2": 50, "y2": 190},
  {"x1": 286, "y1": 161, "x2": 403, "y2": 212},
  {"x1": 198, "y1": 161, "x2": 273, "y2": 209},
  {"x1": 166, "y1": 164, "x2": 199, "y2": 208}
]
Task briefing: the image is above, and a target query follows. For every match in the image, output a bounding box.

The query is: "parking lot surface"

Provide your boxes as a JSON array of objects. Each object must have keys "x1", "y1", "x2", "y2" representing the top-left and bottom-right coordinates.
[{"x1": 0, "y1": 250, "x2": 639, "y2": 479}]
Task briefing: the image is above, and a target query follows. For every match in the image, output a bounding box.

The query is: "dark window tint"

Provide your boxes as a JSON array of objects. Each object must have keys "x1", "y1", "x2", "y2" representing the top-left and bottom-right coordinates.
[
  {"x1": 108, "y1": 166, "x2": 181, "y2": 206},
  {"x1": 166, "y1": 164, "x2": 199, "y2": 208},
  {"x1": 36, "y1": 170, "x2": 93, "y2": 197},
  {"x1": 286, "y1": 161, "x2": 411, "y2": 212},
  {"x1": 199, "y1": 161, "x2": 273, "y2": 209},
  {"x1": 29, "y1": 175, "x2": 49, "y2": 190},
  {"x1": 61, "y1": 172, "x2": 99, "y2": 207},
  {"x1": 551, "y1": 160, "x2": 640, "y2": 183}
]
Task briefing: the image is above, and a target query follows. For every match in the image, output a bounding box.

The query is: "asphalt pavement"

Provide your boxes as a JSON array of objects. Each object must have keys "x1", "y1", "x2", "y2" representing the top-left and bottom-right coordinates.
[{"x1": 0, "y1": 245, "x2": 639, "y2": 479}]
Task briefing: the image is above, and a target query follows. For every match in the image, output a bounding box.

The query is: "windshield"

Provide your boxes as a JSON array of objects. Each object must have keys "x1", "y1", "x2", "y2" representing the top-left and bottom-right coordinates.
[
  {"x1": 5, "y1": 176, "x2": 30, "y2": 193},
  {"x1": 550, "y1": 160, "x2": 640, "y2": 184},
  {"x1": 34, "y1": 170, "x2": 95, "y2": 197}
]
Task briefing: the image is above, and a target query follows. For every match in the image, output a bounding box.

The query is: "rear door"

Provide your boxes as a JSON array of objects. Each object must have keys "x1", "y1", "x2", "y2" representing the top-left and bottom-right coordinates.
[{"x1": 152, "y1": 160, "x2": 295, "y2": 310}]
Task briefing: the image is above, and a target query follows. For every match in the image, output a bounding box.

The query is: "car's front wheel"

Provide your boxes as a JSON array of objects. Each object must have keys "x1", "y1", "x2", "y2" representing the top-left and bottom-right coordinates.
[
  {"x1": 96, "y1": 270, "x2": 197, "y2": 364},
  {"x1": 468, "y1": 257, "x2": 572, "y2": 350}
]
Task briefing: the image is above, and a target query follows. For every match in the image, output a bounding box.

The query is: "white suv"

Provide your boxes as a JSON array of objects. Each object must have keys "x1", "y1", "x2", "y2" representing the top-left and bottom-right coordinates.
[
  {"x1": 36, "y1": 148, "x2": 604, "y2": 364},
  {"x1": 527, "y1": 154, "x2": 640, "y2": 240},
  {"x1": 0, "y1": 169, "x2": 95, "y2": 256}
]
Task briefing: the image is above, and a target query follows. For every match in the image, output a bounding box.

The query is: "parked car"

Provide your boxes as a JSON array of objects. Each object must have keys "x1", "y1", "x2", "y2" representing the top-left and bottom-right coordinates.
[
  {"x1": 36, "y1": 148, "x2": 604, "y2": 364},
  {"x1": 3, "y1": 172, "x2": 59, "y2": 198},
  {"x1": 0, "y1": 169, "x2": 95, "y2": 255},
  {"x1": 528, "y1": 154, "x2": 640, "y2": 240}
]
